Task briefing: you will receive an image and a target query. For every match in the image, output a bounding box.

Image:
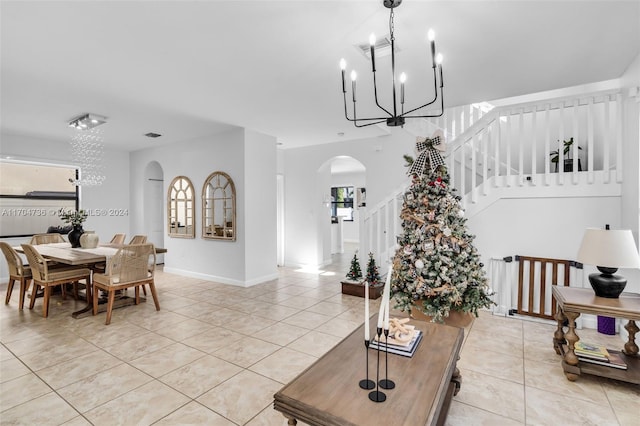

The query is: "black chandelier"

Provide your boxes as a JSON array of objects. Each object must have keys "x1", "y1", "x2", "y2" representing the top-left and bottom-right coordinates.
[{"x1": 340, "y1": 0, "x2": 444, "y2": 128}]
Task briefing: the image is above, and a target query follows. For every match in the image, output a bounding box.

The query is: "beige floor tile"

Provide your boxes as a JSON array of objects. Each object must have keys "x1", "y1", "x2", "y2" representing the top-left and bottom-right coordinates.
[
  {"x1": 253, "y1": 304, "x2": 301, "y2": 321},
  {"x1": 277, "y1": 295, "x2": 321, "y2": 309},
  {"x1": 246, "y1": 405, "x2": 312, "y2": 426},
  {"x1": 154, "y1": 317, "x2": 214, "y2": 341},
  {"x1": 103, "y1": 331, "x2": 174, "y2": 361},
  {"x1": 225, "y1": 315, "x2": 277, "y2": 335},
  {"x1": 197, "y1": 306, "x2": 248, "y2": 327},
  {"x1": 525, "y1": 385, "x2": 619, "y2": 425},
  {"x1": 84, "y1": 379, "x2": 190, "y2": 425},
  {"x1": 458, "y1": 344, "x2": 524, "y2": 384},
  {"x1": 57, "y1": 363, "x2": 153, "y2": 413},
  {"x1": 318, "y1": 317, "x2": 361, "y2": 338},
  {"x1": 130, "y1": 342, "x2": 206, "y2": 377},
  {"x1": 0, "y1": 373, "x2": 51, "y2": 412},
  {"x1": 197, "y1": 370, "x2": 282, "y2": 425},
  {"x1": 0, "y1": 356, "x2": 31, "y2": 383},
  {"x1": 453, "y1": 369, "x2": 525, "y2": 423},
  {"x1": 159, "y1": 354, "x2": 243, "y2": 398},
  {"x1": 249, "y1": 347, "x2": 317, "y2": 384},
  {"x1": 76, "y1": 322, "x2": 149, "y2": 348},
  {"x1": 305, "y1": 301, "x2": 350, "y2": 316},
  {"x1": 213, "y1": 336, "x2": 281, "y2": 368},
  {"x1": 600, "y1": 378, "x2": 640, "y2": 426},
  {"x1": 524, "y1": 358, "x2": 610, "y2": 406},
  {"x1": 0, "y1": 392, "x2": 78, "y2": 425},
  {"x1": 62, "y1": 415, "x2": 93, "y2": 425},
  {"x1": 445, "y1": 400, "x2": 524, "y2": 425},
  {"x1": 155, "y1": 401, "x2": 236, "y2": 425},
  {"x1": 36, "y1": 349, "x2": 121, "y2": 389},
  {"x1": 286, "y1": 330, "x2": 342, "y2": 358},
  {"x1": 126, "y1": 310, "x2": 191, "y2": 331},
  {"x1": 253, "y1": 322, "x2": 309, "y2": 346},
  {"x1": 19, "y1": 337, "x2": 97, "y2": 371},
  {"x1": 464, "y1": 327, "x2": 524, "y2": 357},
  {"x1": 181, "y1": 327, "x2": 245, "y2": 354},
  {"x1": 172, "y1": 301, "x2": 219, "y2": 319},
  {"x1": 282, "y1": 310, "x2": 333, "y2": 330}
]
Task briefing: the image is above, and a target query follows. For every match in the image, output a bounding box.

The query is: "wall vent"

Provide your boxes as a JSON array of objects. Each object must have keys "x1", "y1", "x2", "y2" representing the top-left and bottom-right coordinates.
[{"x1": 356, "y1": 35, "x2": 397, "y2": 60}]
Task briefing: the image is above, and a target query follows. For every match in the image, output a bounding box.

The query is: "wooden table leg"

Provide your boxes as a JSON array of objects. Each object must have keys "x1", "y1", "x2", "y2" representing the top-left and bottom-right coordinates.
[
  {"x1": 284, "y1": 414, "x2": 297, "y2": 425},
  {"x1": 623, "y1": 320, "x2": 639, "y2": 356},
  {"x1": 553, "y1": 308, "x2": 567, "y2": 355},
  {"x1": 563, "y1": 311, "x2": 580, "y2": 381}
]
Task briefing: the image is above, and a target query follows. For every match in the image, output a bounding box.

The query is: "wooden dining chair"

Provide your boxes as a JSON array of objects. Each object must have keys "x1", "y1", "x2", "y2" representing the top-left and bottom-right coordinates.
[
  {"x1": 110, "y1": 234, "x2": 126, "y2": 245},
  {"x1": 21, "y1": 244, "x2": 92, "y2": 318},
  {"x1": 0, "y1": 242, "x2": 32, "y2": 310},
  {"x1": 128, "y1": 235, "x2": 147, "y2": 244},
  {"x1": 92, "y1": 243, "x2": 160, "y2": 325},
  {"x1": 29, "y1": 233, "x2": 66, "y2": 245}
]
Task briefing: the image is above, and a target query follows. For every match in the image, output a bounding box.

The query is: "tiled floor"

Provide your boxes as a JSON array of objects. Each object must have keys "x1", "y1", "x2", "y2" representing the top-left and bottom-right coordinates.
[{"x1": 1, "y1": 248, "x2": 638, "y2": 425}]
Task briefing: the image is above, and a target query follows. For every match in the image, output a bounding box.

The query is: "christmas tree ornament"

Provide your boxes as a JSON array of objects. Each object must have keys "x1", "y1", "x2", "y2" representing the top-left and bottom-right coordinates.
[{"x1": 415, "y1": 259, "x2": 425, "y2": 270}]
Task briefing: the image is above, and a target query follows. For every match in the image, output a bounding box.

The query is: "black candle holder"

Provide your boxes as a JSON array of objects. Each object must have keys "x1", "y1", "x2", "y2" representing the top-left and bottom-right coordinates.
[
  {"x1": 359, "y1": 339, "x2": 375, "y2": 390},
  {"x1": 379, "y1": 328, "x2": 395, "y2": 390},
  {"x1": 368, "y1": 327, "x2": 387, "y2": 402}
]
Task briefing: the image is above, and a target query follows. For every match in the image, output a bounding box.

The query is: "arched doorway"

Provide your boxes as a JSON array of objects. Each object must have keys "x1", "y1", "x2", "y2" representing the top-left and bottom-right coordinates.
[
  {"x1": 318, "y1": 156, "x2": 366, "y2": 264},
  {"x1": 143, "y1": 161, "x2": 164, "y2": 263}
]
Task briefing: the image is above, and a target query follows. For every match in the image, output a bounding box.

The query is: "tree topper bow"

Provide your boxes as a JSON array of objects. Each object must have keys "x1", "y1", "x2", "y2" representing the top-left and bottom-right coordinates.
[{"x1": 408, "y1": 130, "x2": 446, "y2": 176}]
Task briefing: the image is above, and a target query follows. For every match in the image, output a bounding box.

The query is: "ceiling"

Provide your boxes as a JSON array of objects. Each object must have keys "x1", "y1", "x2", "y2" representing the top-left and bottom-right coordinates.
[{"x1": 1, "y1": 1, "x2": 638, "y2": 151}]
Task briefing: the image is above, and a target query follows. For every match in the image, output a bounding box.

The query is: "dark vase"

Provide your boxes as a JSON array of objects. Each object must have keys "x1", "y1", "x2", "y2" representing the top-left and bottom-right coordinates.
[{"x1": 68, "y1": 225, "x2": 84, "y2": 248}]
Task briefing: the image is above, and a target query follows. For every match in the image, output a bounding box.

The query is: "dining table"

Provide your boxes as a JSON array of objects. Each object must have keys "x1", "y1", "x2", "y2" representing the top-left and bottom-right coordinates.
[{"x1": 14, "y1": 242, "x2": 167, "y2": 318}]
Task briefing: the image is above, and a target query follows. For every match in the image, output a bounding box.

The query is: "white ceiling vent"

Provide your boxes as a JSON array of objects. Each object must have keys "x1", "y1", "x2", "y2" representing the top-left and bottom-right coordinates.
[{"x1": 356, "y1": 35, "x2": 397, "y2": 60}]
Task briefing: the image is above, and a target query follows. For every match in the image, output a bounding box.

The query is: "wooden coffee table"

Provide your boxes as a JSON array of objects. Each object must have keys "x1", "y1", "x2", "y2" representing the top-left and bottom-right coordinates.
[
  {"x1": 273, "y1": 316, "x2": 464, "y2": 425},
  {"x1": 552, "y1": 286, "x2": 640, "y2": 384}
]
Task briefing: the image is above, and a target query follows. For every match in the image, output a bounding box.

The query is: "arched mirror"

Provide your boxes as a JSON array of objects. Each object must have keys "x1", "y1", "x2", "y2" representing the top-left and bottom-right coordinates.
[
  {"x1": 202, "y1": 171, "x2": 236, "y2": 241},
  {"x1": 167, "y1": 176, "x2": 195, "y2": 238}
]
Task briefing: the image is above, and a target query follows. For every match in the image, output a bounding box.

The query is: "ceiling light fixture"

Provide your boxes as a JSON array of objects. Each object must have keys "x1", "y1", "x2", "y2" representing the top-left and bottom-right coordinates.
[
  {"x1": 68, "y1": 113, "x2": 107, "y2": 186},
  {"x1": 68, "y1": 113, "x2": 107, "y2": 130},
  {"x1": 339, "y1": 0, "x2": 444, "y2": 128}
]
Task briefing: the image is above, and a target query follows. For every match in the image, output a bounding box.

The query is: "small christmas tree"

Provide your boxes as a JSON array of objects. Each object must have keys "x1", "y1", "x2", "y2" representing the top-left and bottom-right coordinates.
[
  {"x1": 365, "y1": 252, "x2": 381, "y2": 286},
  {"x1": 345, "y1": 251, "x2": 363, "y2": 281},
  {"x1": 391, "y1": 133, "x2": 494, "y2": 322}
]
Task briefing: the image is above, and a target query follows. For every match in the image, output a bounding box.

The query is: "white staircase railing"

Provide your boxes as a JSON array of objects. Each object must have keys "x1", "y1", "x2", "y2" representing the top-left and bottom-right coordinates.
[{"x1": 361, "y1": 89, "x2": 624, "y2": 267}]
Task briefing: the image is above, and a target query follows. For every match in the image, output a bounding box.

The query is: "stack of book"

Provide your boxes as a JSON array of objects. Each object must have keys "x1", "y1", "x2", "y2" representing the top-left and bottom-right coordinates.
[
  {"x1": 574, "y1": 341, "x2": 627, "y2": 370},
  {"x1": 370, "y1": 330, "x2": 423, "y2": 358}
]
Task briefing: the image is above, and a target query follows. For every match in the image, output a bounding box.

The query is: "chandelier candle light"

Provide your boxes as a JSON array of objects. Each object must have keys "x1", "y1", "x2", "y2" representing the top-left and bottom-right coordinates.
[{"x1": 340, "y1": 0, "x2": 444, "y2": 128}]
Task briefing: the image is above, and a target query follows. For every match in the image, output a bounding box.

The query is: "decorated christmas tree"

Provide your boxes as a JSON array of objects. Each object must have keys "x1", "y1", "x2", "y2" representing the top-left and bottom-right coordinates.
[
  {"x1": 345, "y1": 251, "x2": 363, "y2": 281},
  {"x1": 391, "y1": 132, "x2": 494, "y2": 322},
  {"x1": 365, "y1": 252, "x2": 381, "y2": 286}
]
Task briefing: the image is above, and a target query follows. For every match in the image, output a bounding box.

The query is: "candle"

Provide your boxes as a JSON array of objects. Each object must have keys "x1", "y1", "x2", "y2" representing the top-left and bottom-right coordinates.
[
  {"x1": 383, "y1": 270, "x2": 391, "y2": 330},
  {"x1": 428, "y1": 29, "x2": 436, "y2": 68},
  {"x1": 350, "y1": 70, "x2": 357, "y2": 102},
  {"x1": 377, "y1": 267, "x2": 392, "y2": 329},
  {"x1": 339, "y1": 59, "x2": 346, "y2": 93},
  {"x1": 369, "y1": 33, "x2": 377, "y2": 72},
  {"x1": 364, "y1": 281, "x2": 370, "y2": 341}
]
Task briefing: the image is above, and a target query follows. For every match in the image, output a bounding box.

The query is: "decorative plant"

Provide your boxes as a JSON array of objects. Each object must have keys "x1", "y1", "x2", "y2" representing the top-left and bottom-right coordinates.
[
  {"x1": 550, "y1": 137, "x2": 582, "y2": 164},
  {"x1": 345, "y1": 251, "x2": 363, "y2": 281},
  {"x1": 365, "y1": 252, "x2": 381, "y2": 286},
  {"x1": 58, "y1": 208, "x2": 88, "y2": 227}
]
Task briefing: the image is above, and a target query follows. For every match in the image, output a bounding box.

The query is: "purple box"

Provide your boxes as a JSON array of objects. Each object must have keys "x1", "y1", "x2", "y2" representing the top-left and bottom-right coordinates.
[{"x1": 597, "y1": 316, "x2": 616, "y2": 335}]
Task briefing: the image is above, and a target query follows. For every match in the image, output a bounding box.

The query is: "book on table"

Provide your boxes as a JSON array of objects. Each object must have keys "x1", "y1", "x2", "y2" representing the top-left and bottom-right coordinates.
[
  {"x1": 574, "y1": 341, "x2": 609, "y2": 360},
  {"x1": 578, "y1": 351, "x2": 628, "y2": 370},
  {"x1": 370, "y1": 330, "x2": 423, "y2": 357}
]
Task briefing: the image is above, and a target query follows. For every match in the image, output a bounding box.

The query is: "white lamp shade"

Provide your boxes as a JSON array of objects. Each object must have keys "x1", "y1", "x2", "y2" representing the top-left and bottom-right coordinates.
[{"x1": 577, "y1": 228, "x2": 640, "y2": 269}]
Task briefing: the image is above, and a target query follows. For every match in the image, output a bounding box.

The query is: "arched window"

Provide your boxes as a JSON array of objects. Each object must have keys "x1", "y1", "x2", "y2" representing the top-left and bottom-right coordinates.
[
  {"x1": 167, "y1": 176, "x2": 195, "y2": 238},
  {"x1": 202, "y1": 171, "x2": 236, "y2": 241}
]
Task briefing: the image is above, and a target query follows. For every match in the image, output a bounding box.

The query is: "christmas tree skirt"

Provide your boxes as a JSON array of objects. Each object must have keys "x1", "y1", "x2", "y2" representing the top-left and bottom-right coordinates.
[
  {"x1": 410, "y1": 306, "x2": 475, "y2": 331},
  {"x1": 341, "y1": 281, "x2": 383, "y2": 299}
]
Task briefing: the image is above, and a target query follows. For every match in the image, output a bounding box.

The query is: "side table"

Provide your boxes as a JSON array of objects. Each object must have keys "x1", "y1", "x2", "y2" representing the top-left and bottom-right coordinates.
[{"x1": 552, "y1": 286, "x2": 640, "y2": 384}]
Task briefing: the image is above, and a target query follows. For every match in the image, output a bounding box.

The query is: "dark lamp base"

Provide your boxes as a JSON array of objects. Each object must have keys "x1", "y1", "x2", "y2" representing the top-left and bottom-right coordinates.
[{"x1": 588, "y1": 272, "x2": 627, "y2": 299}]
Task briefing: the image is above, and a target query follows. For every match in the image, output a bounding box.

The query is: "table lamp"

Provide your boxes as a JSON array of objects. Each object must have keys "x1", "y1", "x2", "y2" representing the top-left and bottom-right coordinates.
[{"x1": 576, "y1": 225, "x2": 640, "y2": 298}]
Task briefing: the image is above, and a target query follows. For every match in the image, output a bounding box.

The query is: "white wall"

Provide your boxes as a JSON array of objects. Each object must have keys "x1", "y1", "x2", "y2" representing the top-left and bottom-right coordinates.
[
  {"x1": 244, "y1": 129, "x2": 278, "y2": 284},
  {"x1": 0, "y1": 132, "x2": 130, "y2": 240},
  {"x1": 282, "y1": 130, "x2": 415, "y2": 267},
  {"x1": 129, "y1": 127, "x2": 278, "y2": 286}
]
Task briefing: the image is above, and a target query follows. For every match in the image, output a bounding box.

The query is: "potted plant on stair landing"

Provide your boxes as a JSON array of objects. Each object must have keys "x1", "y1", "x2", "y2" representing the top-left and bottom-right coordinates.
[{"x1": 550, "y1": 137, "x2": 582, "y2": 172}]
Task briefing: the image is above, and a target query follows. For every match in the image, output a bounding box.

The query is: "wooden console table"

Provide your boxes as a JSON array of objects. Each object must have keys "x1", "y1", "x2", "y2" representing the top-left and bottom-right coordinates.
[
  {"x1": 273, "y1": 316, "x2": 464, "y2": 425},
  {"x1": 552, "y1": 286, "x2": 640, "y2": 384}
]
